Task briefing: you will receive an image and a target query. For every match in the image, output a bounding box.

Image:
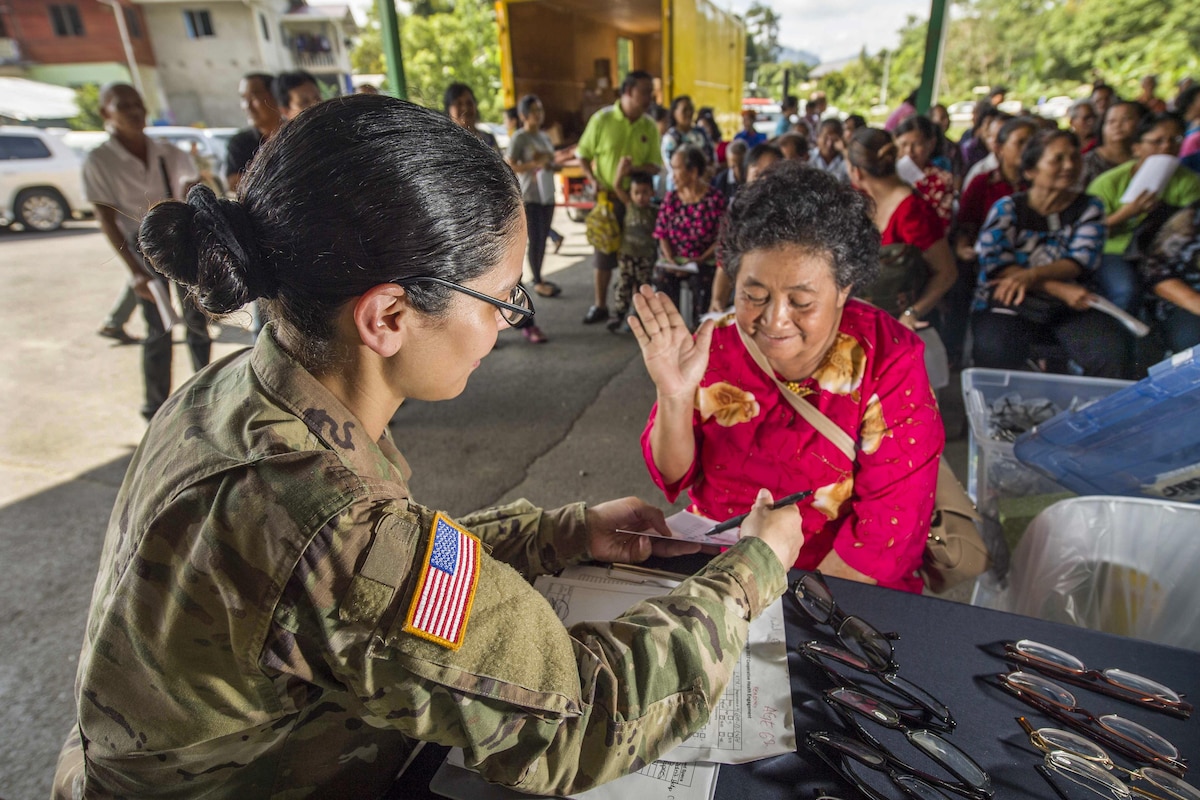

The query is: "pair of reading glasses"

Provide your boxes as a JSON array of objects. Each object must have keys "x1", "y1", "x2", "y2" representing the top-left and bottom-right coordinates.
[
  {"x1": 1018, "y1": 717, "x2": 1200, "y2": 800},
  {"x1": 791, "y1": 571, "x2": 898, "y2": 672},
  {"x1": 994, "y1": 671, "x2": 1187, "y2": 777},
  {"x1": 799, "y1": 640, "x2": 955, "y2": 732},
  {"x1": 1004, "y1": 640, "x2": 1192, "y2": 720},
  {"x1": 807, "y1": 730, "x2": 967, "y2": 800},
  {"x1": 394, "y1": 276, "x2": 535, "y2": 327},
  {"x1": 816, "y1": 687, "x2": 992, "y2": 799}
]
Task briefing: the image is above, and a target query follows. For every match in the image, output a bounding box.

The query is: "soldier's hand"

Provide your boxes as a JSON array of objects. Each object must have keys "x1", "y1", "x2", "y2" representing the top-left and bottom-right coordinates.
[
  {"x1": 739, "y1": 488, "x2": 804, "y2": 569},
  {"x1": 585, "y1": 497, "x2": 702, "y2": 562}
]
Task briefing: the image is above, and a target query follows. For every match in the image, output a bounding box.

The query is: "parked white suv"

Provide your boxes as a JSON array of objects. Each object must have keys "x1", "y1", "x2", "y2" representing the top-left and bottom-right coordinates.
[{"x1": 0, "y1": 126, "x2": 90, "y2": 232}]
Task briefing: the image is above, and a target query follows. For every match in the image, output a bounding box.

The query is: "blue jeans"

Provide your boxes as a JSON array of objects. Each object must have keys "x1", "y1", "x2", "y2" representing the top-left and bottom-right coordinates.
[
  {"x1": 1094, "y1": 254, "x2": 1140, "y2": 313},
  {"x1": 1162, "y1": 306, "x2": 1200, "y2": 354}
]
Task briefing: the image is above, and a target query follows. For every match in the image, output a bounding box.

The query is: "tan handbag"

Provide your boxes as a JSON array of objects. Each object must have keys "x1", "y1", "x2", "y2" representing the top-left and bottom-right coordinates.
[{"x1": 735, "y1": 326, "x2": 990, "y2": 592}]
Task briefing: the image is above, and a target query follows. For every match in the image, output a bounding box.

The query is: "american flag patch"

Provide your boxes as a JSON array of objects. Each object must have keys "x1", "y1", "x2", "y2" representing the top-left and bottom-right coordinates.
[{"x1": 402, "y1": 512, "x2": 481, "y2": 649}]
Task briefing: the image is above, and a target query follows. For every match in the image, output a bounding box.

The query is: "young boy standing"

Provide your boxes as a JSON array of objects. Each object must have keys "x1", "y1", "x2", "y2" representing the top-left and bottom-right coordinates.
[{"x1": 608, "y1": 173, "x2": 659, "y2": 332}]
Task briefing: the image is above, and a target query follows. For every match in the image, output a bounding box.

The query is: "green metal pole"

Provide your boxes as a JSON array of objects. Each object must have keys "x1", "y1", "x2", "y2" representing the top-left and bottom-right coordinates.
[
  {"x1": 916, "y1": 0, "x2": 948, "y2": 114},
  {"x1": 377, "y1": 0, "x2": 407, "y2": 100}
]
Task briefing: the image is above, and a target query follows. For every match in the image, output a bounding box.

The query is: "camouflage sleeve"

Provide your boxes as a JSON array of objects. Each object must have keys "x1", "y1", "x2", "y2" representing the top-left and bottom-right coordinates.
[
  {"x1": 457, "y1": 499, "x2": 590, "y2": 579},
  {"x1": 280, "y1": 501, "x2": 786, "y2": 796}
]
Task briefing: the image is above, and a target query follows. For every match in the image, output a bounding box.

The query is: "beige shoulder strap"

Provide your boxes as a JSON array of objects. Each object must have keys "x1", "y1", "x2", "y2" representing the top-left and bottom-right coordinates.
[{"x1": 735, "y1": 324, "x2": 856, "y2": 461}]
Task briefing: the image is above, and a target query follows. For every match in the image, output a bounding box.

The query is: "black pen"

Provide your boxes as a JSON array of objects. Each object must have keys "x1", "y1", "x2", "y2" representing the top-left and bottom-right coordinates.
[{"x1": 703, "y1": 489, "x2": 814, "y2": 536}]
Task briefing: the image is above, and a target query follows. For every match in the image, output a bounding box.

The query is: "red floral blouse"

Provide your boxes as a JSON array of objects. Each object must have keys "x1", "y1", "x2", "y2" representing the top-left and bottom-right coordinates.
[
  {"x1": 641, "y1": 300, "x2": 944, "y2": 592},
  {"x1": 653, "y1": 188, "x2": 728, "y2": 261},
  {"x1": 913, "y1": 165, "x2": 954, "y2": 227}
]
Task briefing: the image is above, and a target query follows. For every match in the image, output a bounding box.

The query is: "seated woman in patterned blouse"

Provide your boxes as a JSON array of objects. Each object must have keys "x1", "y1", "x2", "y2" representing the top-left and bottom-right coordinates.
[
  {"x1": 653, "y1": 143, "x2": 728, "y2": 326},
  {"x1": 632, "y1": 163, "x2": 944, "y2": 593},
  {"x1": 972, "y1": 129, "x2": 1129, "y2": 377}
]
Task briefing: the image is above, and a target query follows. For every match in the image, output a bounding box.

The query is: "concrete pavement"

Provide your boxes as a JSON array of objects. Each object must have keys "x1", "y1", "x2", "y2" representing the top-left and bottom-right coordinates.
[{"x1": 0, "y1": 210, "x2": 968, "y2": 800}]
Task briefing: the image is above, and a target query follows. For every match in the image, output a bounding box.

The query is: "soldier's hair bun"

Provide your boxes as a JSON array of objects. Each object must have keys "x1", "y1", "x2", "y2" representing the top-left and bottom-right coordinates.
[{"x1": 139, "y1": 185, "x2": 274, "y2": 315}]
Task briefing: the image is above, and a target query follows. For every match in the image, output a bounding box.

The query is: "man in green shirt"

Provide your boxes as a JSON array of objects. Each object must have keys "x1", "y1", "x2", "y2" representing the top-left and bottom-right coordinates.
[{"x1": 576, "y1": 70, "x2": 662, "y2": 324}]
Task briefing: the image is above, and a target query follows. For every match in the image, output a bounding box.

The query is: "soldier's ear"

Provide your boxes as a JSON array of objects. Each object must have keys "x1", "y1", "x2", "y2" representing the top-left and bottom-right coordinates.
[{"x1": 353, "y1": 284, "x2": 411, "y2": 357}]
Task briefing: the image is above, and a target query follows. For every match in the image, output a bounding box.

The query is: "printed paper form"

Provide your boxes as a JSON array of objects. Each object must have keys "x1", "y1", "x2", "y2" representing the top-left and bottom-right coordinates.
[
  {"x1": 618, "y1": 510, "x2": 740, "y2": 547},
  {"x1": 430, "y1": 748, "x2": 719, "y2": 800},
  {"x1": 532, "y1": 571, "x2": 796, "y2": 764}
]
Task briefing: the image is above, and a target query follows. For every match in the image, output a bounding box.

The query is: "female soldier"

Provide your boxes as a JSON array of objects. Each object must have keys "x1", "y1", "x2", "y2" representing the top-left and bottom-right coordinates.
[{"x1": 52, "y1": 96, "x2": 802, "y2": 798}]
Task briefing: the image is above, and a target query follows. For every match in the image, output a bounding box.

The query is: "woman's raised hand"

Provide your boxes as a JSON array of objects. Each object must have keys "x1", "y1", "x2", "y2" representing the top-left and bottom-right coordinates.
[{"x1": 630, "y1": 285, "x2": 715, "y2": 401}]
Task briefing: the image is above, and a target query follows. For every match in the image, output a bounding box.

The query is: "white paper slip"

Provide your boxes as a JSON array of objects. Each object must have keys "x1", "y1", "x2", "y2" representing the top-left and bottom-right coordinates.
[
  {"x1": 146, "y1": 278, "x2": 182, "y2": 331},
  {"x1": 896, "y1": 155, "x2": 926, "y2": 187},
  {"x1": 1120, "y1": 154, "x2": 1180, "y2": 203},
  {"x1": 430, "y1": 749, "x2": 719, "y2": 800},
  {"x1": 532, "y1": 570, "x2": 797, "y2": 765},
  {"x1": 618, "y1": 510, "x2": 739, "y2": 546},
  {"x1": 656, "y1": 258, "x2": 700, "y2": 274},
  {"x1": 1087, "y1": 296, "x2": 1151, "y2": 338}
]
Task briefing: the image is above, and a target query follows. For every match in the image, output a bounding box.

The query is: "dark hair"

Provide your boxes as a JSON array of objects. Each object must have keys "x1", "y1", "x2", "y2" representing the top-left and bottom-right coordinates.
[
  {"x1": 893, "y1": 114, "x2": 937, "y2": 142},
  {"x1": 782, "y1": 95, "x2": 798, "y2": 111},
  {"x1": 972, "y1": 101, "x2": 996, "y2": 130},
  {"x1": 650, "y1": 105, "x2": 669, "y2": 123},
  {"x1": 242, "y1": 72, "x2": 274, "y2": 93},
  {"x1": 818, "y1": 117, "x2": 844, "y2": 136},
  {"x1": 720, "y1": 162, "x2": 879, "y2": 291},
  {"x1": 1020, "y1": 129, "x2": 1079, "y2": 174},
  {"x1": 517, "y1": 94, "x2": 540, "y2": 118},
  {"x1": 777, "y1": 132, "x2": 809, "y2": 157},
  {"x1": 1176, "y1": 85, "x2": 1200, "y2": 118},
  {"x1": 139, "y1": 96, "x2": 523, "y2": 371},
  {"x1": 996, "y1": 116, "x2": 1038, "y2": 147},
  {"x1": 670, "y1": 143, "x2": 707, "y2": 174},
  {"x1": 669, "y1": 95, "x2": 694, "y2": 121},
  {"x1": 846, "y1": 127, "x2": 897, "y2": 178},
  {"x1": 620, "y1": 69, "x2": 653, "y2": 95},
  {"x1": 1136, "y1": 111, "x2": 1185, "y2": 142},
  {"x1": 697, "y1": 109, "x2": 722, "y2": 142},
  {"x1": 629, "y1": 172, "x2": 654, "y2": 189},
  {"x1": 1096, "y1": 100, "x2": 1147, "y2": 145},
  {"x1": 746, "y1": 142, "x2": 783, "y2": 169},
  {"x1": 844, "y1": 114, "x2": 866, "y2": 130},
  {"x1": 504, "y1": 106, "x2": 519, "y2": 123},
  {"x1": 274, "y1": 70, "x2": 318, "y2": 109},
  {"x1": 442, "y1": 82, "x2": 475, "y2": 115}
]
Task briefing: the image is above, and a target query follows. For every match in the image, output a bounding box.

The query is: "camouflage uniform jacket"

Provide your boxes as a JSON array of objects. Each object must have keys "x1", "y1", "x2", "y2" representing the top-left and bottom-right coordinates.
[{"x1": 53, "y1": 324, "x2": 786, "y2": 799}]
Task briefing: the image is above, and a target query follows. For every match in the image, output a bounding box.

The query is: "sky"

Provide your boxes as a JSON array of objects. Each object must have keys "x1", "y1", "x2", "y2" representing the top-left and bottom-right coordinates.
[{"x1": 313, "y1": 0, "x2": 932, "y2": 65}]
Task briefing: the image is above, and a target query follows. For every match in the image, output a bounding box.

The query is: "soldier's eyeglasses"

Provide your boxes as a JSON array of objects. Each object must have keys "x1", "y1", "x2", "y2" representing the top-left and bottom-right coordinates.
[
  {"x1": 791, "y1": 572, "x2": 898, "y2": 672},
  {"x1": 394, "y1": 276, "x2": 535, "y2": 327},
  {"x1": 993, "y1": 671, "x2": 1187, "y2": 777},
  {"x1": 799, "y1": 640, "x2": 955, "y2": 732},
  {"x1": 1004, "y1": 640, "x2": 1191, "y2": 720},
  {"x1": 1018, "y1": 717, "x2": 1200, "y2": 800}
]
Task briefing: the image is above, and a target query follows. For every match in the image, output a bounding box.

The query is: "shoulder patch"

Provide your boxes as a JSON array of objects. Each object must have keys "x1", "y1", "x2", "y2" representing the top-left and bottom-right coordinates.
[{"x1": 402, "y1": 512, "x2": 481, "y2": 650}]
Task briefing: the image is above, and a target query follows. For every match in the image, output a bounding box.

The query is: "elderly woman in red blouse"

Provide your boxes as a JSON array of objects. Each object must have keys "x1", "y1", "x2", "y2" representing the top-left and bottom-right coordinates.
[{"x1": 630, "y1": 163, "x2": 944, "y2": 592}]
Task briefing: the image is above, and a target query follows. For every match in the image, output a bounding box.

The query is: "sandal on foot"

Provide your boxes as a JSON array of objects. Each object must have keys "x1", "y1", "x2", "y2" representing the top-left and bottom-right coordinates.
[
  {"x1": 522, "y1": 325, "x2": 548, "y2": 343},
  {"x1": 534, "y1": 282, "x2": 561, "y2": 297}
]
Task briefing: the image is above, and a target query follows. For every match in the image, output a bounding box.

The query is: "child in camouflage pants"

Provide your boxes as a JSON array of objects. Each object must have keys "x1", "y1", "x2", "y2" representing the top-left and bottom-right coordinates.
[{"x1": 608, "y1": 173, "x2": 660, "y2": 332}]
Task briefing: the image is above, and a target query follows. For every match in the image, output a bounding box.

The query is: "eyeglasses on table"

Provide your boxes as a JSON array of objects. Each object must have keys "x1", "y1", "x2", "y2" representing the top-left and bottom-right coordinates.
[
  {"x1": 819, "y1": 686, "x2": 993, "y2": 799},
  {"x1": 798, "y1": 639, "x2": 955, "y2": 732},
  {"x1": 1017, "y1": 717, "x2": 1200, "y2": 800},
  {"x1": 992, "y1": 670, "x2": 1188, "y2": 777},
  {"x1": 1004, "y1": 640, "x2": 1192, "y2": 720},
  {"x1": 807, "y1": 730, "x2": 975, "y2": 800},
  {"x1": 791, "y1": 571, "x2": 899, "y2": 673}
]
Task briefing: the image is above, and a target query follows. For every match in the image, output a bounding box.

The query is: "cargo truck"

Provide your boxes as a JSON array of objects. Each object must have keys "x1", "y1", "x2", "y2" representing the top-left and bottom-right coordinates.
[{"x1": 495, "y1": 0, "x2": 745, "y2": 216}]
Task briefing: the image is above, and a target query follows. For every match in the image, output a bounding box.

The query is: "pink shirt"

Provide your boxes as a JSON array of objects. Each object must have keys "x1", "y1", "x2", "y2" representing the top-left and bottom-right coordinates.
[{"x1": 641, "y1": 301, "x2": 944, "y2": 592}]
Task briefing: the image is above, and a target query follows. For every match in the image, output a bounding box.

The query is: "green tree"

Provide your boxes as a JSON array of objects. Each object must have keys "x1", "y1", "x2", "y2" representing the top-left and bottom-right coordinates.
[
  {"x1": 70, "y1": 84, "x2": 103, "y2": 131},
  {"x1": 743, "y1": 1, "x2": 782, "y2": 83},
  {"x1": 350, "y1": 0, "x2": 502, "y2": 120}
]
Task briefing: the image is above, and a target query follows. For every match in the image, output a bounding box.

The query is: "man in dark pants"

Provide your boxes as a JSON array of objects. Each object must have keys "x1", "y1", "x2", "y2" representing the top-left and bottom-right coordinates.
[{"x1": 82, "y1": 84, "x2": 210, "y2": 420}]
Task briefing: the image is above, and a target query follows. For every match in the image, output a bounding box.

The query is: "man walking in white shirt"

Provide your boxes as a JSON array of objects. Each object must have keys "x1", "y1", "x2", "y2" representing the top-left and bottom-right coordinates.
[{"x1": 83, "y1": 83, "x2": 209, "y2": 420}]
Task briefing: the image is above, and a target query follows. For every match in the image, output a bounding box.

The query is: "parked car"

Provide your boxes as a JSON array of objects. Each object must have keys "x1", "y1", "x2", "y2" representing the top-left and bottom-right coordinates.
[
  {"x1": 947, "y1": 101, "x2": 976, "y2": 124},
  {"x1": 0, "y1": 126, "x2": 89, "y2": 232}
]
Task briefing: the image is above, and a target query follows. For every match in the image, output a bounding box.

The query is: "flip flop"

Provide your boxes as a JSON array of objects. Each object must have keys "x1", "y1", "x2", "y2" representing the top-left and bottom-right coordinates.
[{"x1": 534, "y1": 282, "x2": 562, "y2": 298}]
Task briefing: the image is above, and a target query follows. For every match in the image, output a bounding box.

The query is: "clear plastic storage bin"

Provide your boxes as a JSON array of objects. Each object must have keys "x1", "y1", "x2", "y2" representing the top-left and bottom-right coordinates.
[
  {"x1": 1014, "y1": 346, "x2": 1200, "y2": 503},
  {"x1": 961, "y1": 369, "x2": 1131, "y2": 525}
]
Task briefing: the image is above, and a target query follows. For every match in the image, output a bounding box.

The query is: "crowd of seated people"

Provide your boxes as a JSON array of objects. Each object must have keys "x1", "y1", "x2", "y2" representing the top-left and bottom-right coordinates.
[{"x1": 605, "y1": 76, "x2": 1200, "y2": 378}]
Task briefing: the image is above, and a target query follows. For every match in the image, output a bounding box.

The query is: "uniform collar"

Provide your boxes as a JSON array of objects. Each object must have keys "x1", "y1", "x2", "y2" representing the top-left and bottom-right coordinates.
[{"x1": 250, "y1": 323, "x2": 412, "y2": 486}]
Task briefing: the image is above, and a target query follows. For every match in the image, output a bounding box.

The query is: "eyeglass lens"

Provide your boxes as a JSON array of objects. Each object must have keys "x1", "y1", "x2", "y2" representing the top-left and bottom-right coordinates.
[
  {"x1": 1030, "y1": 725, "x2": 1200, "y2": 800},
  {"x1": 795, "y1": 575, "x2": 893, "y2": 671},
  {"x1": 1045, "y1": 751, "x2": 1130, "y2": 800},
  {"x1": 1014, "y1": 640, "x2": 1183, "y2": 704}
]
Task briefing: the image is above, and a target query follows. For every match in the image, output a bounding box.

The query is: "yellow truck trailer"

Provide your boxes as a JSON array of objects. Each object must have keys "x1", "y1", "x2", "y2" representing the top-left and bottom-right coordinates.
[{"x1": 495, "y1": 0, "x2": 744, "y2": 142}]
